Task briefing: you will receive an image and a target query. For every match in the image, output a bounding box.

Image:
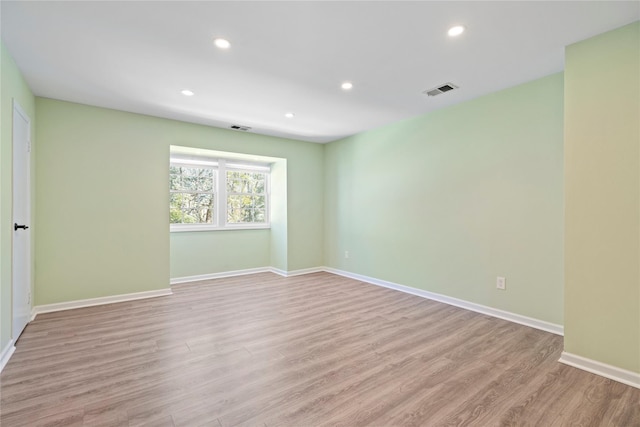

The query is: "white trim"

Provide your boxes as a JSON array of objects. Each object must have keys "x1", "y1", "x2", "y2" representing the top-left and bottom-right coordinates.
[
  {"x1": 269, "y1": 267, "x2": 288, "y2": 277},
  {"x1": 32, "y1": 288, "x2": 173, "y2": 317},
  {"x1": 170, "y1": 223, "x2": 271, "y2": 232},
  {"x1": 1, "y1": 340, "x2": 16, "y2": 373},
  {"x1": 12, "y1": 99, "x2": 30, "y2": 123},
  {"x1": 170, "y1": 158, "x2": 218, "y2": 168},
  {"x1": 324, "y1": 267, "x2": 564, "y2": 336},
  {"x1": 226, "y1": 162, "x2": 270, "y2": 172},
  {"x1": 277, "y1": 267, "x2": 326, "y2": 277},
  {"x1": 170, "y1": 267, "x2": 272, "y2": 284},
  {"x1": 559, "y1": 352, "x2": 640, "y2": 389},
  {"x1": 171, "y1": 266, "x2": 327, "y2": 282}
]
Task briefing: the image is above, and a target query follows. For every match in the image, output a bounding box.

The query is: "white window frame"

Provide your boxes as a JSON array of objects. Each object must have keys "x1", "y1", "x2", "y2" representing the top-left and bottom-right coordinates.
[{"x1": 170, "y1": 157, "x2": 270, "y2": 232}]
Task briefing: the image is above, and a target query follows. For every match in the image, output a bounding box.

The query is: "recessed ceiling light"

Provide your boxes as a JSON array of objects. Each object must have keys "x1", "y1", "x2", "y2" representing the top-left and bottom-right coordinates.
[
  {"x1": 341, "y1": 82, "x2": 353, "y2": 90},
  {"x1": 285, "y1": 112, "x2": 295, "y2": 118},
  {"x1": 214, "y1": 38, "x2": 231, "y2": 49},
  {"x1": 181, "y1": 89, "x2": 194, "y2": 96},
  {"x1": 448, "y1": 25, "x2": 465, "y2": 37}
]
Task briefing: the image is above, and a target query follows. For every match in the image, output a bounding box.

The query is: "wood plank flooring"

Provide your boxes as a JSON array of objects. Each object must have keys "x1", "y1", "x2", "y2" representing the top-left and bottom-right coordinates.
[{"x1": 1, "y1": 272, "x2": 638, "y2": 426}]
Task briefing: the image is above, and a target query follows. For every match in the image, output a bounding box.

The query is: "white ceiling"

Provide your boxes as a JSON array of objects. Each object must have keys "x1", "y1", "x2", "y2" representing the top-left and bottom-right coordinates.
[{"x1": 2, "y1": 1, "x2": 638, "y2": 143}]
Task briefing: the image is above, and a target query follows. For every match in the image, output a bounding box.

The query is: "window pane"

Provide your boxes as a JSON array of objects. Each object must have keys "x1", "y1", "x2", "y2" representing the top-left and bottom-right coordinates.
[
  {"x1": 170, "y1": 167, "x2": 214, "y2": 192},
  {"x1": 181, "y1": 167, "x2": 198, "y2": 177},
  {"x1": 170, "y1": 193, "x2": 185, "y2": 223},
  {"x1": 170, "y1": 192, "x2": 214, "y2": 224},
  {"x1": 252, "y1": 174, "x2": 265, "y2": 193},
  {"x1": 227, "y1": 171, "x2": 247, "y2": 193},
  {"x1": 169, "y1": 171, "x2": 182, "y2": 191},
  {"x1": 193, "y1": 193, "x2": 214, "y2": 223},
  {"x1": 227, "y1": 177, "x2": 244, "y2": 193},
  {"x1": 199, "y1": 175, "x2": 214, "y2": 192},
  {"x1": 227, "y1": 195, "x2": 266, "y2": 223},
  {"x1": 227, "y1": 195, "x2": 246, "y2": 223},
  {"x1": 226, "y1": 171, "x2": 265, "y2": 194},
  {"x1": 182, "y1": 176, "x2": 196, "y2": 191}
]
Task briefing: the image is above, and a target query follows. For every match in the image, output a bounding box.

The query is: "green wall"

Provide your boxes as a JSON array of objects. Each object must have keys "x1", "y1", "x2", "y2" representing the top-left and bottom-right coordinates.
[
  {"x1": 170, "y1": 229, "x2": 271, "y2": 277},
  {"x1": 564, "y1": 22, "x2": 640, "y2": 373},
  {"x1": 325, "y1": 73, "x2": 565, "y2": 325},
  {"x1": 270, "y1": 159, "x2": 288, "y2": 271},
  {"x1": 35, "y1": 98, "x2": 324, "y2": 304},
  {"x1": 0, "y1": 43, "x2": 36, "y2": 353}
]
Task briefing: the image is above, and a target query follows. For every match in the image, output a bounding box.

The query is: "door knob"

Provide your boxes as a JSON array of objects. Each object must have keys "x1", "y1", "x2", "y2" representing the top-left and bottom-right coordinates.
[{"x1": 14, "y1": 223, "x2": 29, "y2": 231}]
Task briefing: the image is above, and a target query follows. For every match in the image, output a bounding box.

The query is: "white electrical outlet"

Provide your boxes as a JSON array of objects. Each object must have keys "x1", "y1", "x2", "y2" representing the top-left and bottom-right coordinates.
[
  {"x1": 496, "y1": 276, "x2": 506, "y2": 290},
  {"x1": 345, "y1": 251, "x2": 349, "y2": 259}
]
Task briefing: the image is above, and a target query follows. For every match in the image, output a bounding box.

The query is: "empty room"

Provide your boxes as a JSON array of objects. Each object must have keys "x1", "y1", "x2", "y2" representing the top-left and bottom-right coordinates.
[{"x1": 1, "y1": 1, "x2": 639, "y2": 426}]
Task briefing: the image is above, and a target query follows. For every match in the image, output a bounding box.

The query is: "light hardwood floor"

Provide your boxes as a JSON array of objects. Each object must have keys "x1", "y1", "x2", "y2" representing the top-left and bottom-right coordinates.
[{"x1": 1, "y1": 272, "x2": 638, "y2": 426}]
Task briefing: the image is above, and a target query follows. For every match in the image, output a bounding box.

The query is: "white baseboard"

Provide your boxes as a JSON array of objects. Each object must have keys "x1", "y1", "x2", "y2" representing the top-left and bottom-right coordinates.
[
  {"x1": 32, "y1": 288, "x2": 173, "y2": 317},
  {"x1": 559, "y1": 352, "x2": 640, "y2": 389},
  {"x1": 275, "y1": 267, "x2": 326, "y2": 277},
  {"x1": 1, "y1": 340, "x2": 16, "y2": 373},
  {"x1": 269, "y1": 267, "x2": 287, "y2": 277},
  {"x1": 170, "y1": 267, "x2": 272, "y2": 284},
  {"x1": 171, "y1": 266, "x2": 326, "y2": 282},
  {"x1": 324, "y1": 267, "x2": 564, "y2": 336}
]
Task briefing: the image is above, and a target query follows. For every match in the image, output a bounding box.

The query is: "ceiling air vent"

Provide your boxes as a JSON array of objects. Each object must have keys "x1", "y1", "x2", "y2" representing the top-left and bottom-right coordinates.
[
  {"x1": 230, "y1": 124, "x2": 252, "y2": 131},
  {"x1": 423, "y1": 83, "x2": 458, "y2": 97}
]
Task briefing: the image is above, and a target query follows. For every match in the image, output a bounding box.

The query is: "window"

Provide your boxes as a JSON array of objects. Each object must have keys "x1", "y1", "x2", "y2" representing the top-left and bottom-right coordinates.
[
  {"x1": 170, "y1": 164, "x2": 216, "y2": 225},
  {"x1": 170, "y1": 158, "x2": 270, "y2": 231},
  {"x1": 226, "y1": 169, "x2": 267, "y2": 224}
]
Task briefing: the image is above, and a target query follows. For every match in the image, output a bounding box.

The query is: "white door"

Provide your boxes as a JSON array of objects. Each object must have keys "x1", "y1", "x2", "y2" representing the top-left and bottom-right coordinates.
[{"x1": 12, "y1": 100, "x2": 31, "y2": 340}]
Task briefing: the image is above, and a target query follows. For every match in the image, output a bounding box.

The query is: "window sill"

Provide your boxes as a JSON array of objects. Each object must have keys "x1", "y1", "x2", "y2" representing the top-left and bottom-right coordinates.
[{"x1": 170, "y1": 224, "x2": 271, "y2": 232}]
